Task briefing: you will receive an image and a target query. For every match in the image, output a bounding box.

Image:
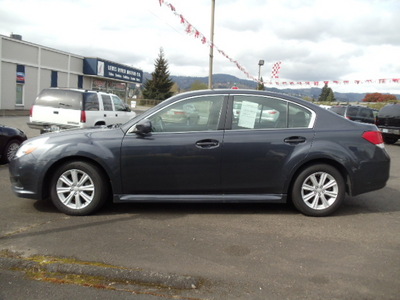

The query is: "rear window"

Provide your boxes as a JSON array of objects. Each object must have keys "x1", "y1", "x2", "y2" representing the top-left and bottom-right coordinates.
[
  {"x1": 35, "y1": 89, "x2": 82, "y2": 110},
  {"x1": 330, "y1": 106, "x2": 346, "y2": 116},
  {"x1": 359, "y1": 108, "x2": 373, "y2": 118},
  {"x1": 347, "y1": 107, "x2": 359, "y2": 118},
  {"x1": 379, "y1": 104, "x2": 400, "y2": 118}
]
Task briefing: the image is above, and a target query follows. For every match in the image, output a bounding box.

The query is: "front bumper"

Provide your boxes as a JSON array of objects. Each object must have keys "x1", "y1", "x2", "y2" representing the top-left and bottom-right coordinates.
[{"x1": 9, "y1": 156, "x2": 44, "y2": 200}]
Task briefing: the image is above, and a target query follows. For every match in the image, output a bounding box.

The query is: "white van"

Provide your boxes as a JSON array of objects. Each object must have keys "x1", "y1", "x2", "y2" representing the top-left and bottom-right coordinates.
[{"x1": 28, "y1": 88, "x2": 136, "y2": 133}]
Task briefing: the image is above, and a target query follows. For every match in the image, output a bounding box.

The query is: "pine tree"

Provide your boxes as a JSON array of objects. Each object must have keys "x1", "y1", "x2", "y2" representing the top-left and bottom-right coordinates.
[
  {"x1": 257, "y1": 77, "x2": 265, "y2": 90},
  {"x1": 318, "y1": 83, "x2": 335, "y2": 102},
  {"x1": 142, "y1": 48, "x2": 174, "y2": 100}
]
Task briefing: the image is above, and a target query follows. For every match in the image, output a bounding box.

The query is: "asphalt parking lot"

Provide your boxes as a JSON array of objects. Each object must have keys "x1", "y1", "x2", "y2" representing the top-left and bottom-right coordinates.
[{"x1": 1, "y1": 116, "x2": 400, "y2": 299}]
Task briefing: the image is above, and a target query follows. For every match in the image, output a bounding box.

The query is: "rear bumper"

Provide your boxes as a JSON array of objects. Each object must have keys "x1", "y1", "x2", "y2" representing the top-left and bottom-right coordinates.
[
  {"x1": 377, "y1": 126, "x2": 400, "y2": 137},
  {"x1": 350, "y1": 154, "x2": 391, "y2": 196},
  {"x1": 27, "y1": 122, "x2": 77, "y2": 132}
]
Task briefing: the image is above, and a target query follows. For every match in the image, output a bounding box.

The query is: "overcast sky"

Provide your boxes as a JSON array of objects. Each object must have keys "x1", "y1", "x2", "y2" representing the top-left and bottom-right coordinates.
[{"x1": 1, "y1": 0, "x2": 399, "y2": 93}]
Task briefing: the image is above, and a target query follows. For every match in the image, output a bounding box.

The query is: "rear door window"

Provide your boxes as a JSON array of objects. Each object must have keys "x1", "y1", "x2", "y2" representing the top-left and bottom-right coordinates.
[
  {"x1": 288, "y1": 103, "x2": 312, "y2": 128},
  {"x1": 102, "y1": 95, "x2": 113, "y2": 111},
  {"x1": 35, "y1": 89, "x2": 82, "y2": 110},
  {"x1": 232, "y1": 95, "x2": 286, "y2": 129},
  {"x1": 359, "y1": 108, "x2": 373, "y2": 119},
  {"x1": 231, "y1": 95, "x2": 312, "y2": 129}
]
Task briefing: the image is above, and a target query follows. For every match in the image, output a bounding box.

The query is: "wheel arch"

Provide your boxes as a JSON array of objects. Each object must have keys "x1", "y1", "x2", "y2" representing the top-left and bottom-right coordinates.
[
  {"x1": 41, "y1": 156, "x2": 113, "y2": 201},
  {"x1": 287, "y1": 158, "x2": 351, "y2": 201},
  {"x1": 94, "y1": 121, "x2": 106, "y2": 126}
]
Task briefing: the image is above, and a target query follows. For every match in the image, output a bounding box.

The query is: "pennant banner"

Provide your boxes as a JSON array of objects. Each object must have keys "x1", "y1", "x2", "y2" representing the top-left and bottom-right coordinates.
[
  {"x1": 263, "y1": 78, "x2": 400, "y2": 87},
  {"x1": 158, "y1": 1, "x2": 399, "y2": 87},
  {"x1": 271, "y1": 62, "x2": 282, "y2": 79}
]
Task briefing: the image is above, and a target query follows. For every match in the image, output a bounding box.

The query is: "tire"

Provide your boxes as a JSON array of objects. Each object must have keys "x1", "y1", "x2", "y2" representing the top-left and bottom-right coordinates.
[
  {"x1": 50, "y1": 161, "x2": 109, "y2": 215},
  {"x1": 291, "y1": 164, "x2": 345, "y2": 217},
  {"x1": 1, "y1": 139, "x2": 22, "y2": 164}
]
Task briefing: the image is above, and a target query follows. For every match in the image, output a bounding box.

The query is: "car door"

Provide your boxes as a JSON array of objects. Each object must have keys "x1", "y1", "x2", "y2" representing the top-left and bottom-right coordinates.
[
  {"x1": 221, "y1": 95, "x2": 315, "y2": 195},
  {"x1": 120, "y1": 94, "x2": 227, "y2": 194},
  {"x1": 111, "y1": 95, "x2": 135, "y2": 123},
  {"x1": 100, "y1": 94, "x2": 117, "y2": 125}
]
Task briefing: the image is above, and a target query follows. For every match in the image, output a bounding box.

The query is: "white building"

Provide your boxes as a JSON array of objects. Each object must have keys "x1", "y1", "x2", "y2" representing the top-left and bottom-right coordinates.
[{"x1": 0, "y1": 34, "x2": 142, "y2": 114}]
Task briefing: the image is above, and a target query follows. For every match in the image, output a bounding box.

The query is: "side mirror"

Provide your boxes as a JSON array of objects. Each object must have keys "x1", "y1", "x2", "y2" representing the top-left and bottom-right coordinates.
[
  {"x1": 133, "y1": 119, "x2": 152, "y2": 135},
  {"x1": 124, "y1": 104, "x2": 131, "y2": 112}
]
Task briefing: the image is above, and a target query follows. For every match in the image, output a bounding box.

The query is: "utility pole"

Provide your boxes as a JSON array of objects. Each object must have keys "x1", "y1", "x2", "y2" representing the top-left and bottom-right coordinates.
[
  {"x1": 208, "y1": 0, "x2": 215, "y2": 89},
  {"x1": 257, "y1": 60, "x2": 264, "y2": 90}
]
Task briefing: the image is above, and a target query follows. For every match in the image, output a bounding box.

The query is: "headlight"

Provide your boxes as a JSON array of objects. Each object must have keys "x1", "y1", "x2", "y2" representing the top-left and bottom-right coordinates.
[{"x1": 15, "y1": 137, "x2": 49, "y2": 158}]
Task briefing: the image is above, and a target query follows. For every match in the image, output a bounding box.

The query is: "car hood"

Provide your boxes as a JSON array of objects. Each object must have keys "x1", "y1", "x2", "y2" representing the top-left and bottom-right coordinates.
[{"x1": 26, "y1": 125, "x2": 124, "y2": 144}]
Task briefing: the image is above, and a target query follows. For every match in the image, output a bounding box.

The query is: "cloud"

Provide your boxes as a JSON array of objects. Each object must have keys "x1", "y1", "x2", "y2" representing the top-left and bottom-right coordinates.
[{"x1": 0, "y1": 0, "x2": 399, "y2": 93}]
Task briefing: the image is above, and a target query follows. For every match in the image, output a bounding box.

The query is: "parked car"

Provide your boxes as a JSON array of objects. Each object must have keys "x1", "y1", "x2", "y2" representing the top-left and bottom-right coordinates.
[
  {"x1": 0, "y1": 124, "x2": 27, "y2": 164},
  {"x1": 376, "y1": 103, "x2": 400, "y2": 144},
  {"x1": 10, "y1": 90, "x2": 390, "y2": 217},
  {"x1": 28, "y1": 88, "x2": 136, "y2": 133},
  {"x1": 329, "y1": 105, "x2": 376, "y2": 124}
]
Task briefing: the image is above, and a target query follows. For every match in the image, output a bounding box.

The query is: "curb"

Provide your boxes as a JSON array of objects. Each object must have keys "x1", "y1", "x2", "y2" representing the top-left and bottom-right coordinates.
[{"x1": 0, "y1": 257, "x2": 200, "y2": 290}]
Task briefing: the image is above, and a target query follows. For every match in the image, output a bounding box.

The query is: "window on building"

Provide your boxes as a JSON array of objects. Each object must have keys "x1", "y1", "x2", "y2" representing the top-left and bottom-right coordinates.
[
  {"x1": 16, "y1": 84, "x2": 24, "y2": 105},
  {"x1": 51, "y1": 71, "x2": 58, "y2": 87},
  {"x1": 78, "y1": 75, "x2": 83, "y2": 89},
  {"x1": 16, "y1": 65, "x2": 25, "y2": 106}
]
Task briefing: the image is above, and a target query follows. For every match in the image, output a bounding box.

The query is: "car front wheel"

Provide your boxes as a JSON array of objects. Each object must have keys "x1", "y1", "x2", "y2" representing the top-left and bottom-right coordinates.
[
  {"x1": 291, "y1": 164, "x2": 345, "y2": 217},
  {"x1": 1, "y1": 139, "x2": 22, "y2": 164},
  {"x1": 50, "y1": 161, "x2": 109, "y2": 215}
]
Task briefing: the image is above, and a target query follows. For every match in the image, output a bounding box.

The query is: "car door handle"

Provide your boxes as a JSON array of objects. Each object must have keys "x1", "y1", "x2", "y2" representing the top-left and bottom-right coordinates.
[
  {"x1": 284, "y1": 136, "x2": 306, "y2": 144},
  {"x1": 53, "y1": 111, "x2": 59, "y2": 114},
  {"x1": 195, "y1": 139, "x2": 220, "y2": 149}
]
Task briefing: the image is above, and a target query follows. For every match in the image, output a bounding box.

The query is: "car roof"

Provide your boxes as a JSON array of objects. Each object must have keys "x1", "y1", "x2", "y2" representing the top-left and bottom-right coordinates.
[
  {"x1": 163, "y1": 89, "x2": 316, "y2": 106},
  {"x1": 43, "y1": 87, "x2": 115, "y2": 95}
]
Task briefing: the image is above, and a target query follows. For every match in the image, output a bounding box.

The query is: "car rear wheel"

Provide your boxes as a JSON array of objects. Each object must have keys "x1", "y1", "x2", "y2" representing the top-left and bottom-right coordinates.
[
  {"x1": 291, "y1": 164, "x2": 345, "y2": 217},
  {"x1": 50, "y1": 161, "x2": 109, "y2": 215}
]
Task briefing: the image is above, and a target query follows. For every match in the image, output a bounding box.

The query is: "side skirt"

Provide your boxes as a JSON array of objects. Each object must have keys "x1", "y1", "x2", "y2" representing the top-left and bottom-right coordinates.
[{"x1": 113, "y1": 194, "x2": 287, "y2": 203}]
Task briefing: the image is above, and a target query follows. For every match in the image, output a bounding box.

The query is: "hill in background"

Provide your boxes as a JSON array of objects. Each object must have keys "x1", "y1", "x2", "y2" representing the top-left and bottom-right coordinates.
[{"x1": 143, "y1": 73, "x2": 399, "y2": 102}]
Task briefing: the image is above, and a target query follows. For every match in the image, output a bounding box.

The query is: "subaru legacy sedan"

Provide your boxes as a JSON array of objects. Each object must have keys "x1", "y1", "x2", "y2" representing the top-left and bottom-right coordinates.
[{"x1": 9, "y1": 90, "x2": 390, "y2": 217}]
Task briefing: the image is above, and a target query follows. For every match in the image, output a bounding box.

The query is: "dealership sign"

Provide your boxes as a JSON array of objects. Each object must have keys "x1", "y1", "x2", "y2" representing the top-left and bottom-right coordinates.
[{"x1": 84, "y1": 58, "x2": 143, "y2": 83}]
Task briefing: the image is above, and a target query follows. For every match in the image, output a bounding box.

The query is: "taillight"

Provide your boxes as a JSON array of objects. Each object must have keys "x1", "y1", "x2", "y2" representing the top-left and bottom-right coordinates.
[
  {"x1": 362, "y1": 131, "x2": 384, "y2": 148},
  {"x1": 80, "y1": 110, "x2": 86, "y2": 123},
  {"x1": 30, "y1": 106, "x2": 34, "y2": 117}
]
